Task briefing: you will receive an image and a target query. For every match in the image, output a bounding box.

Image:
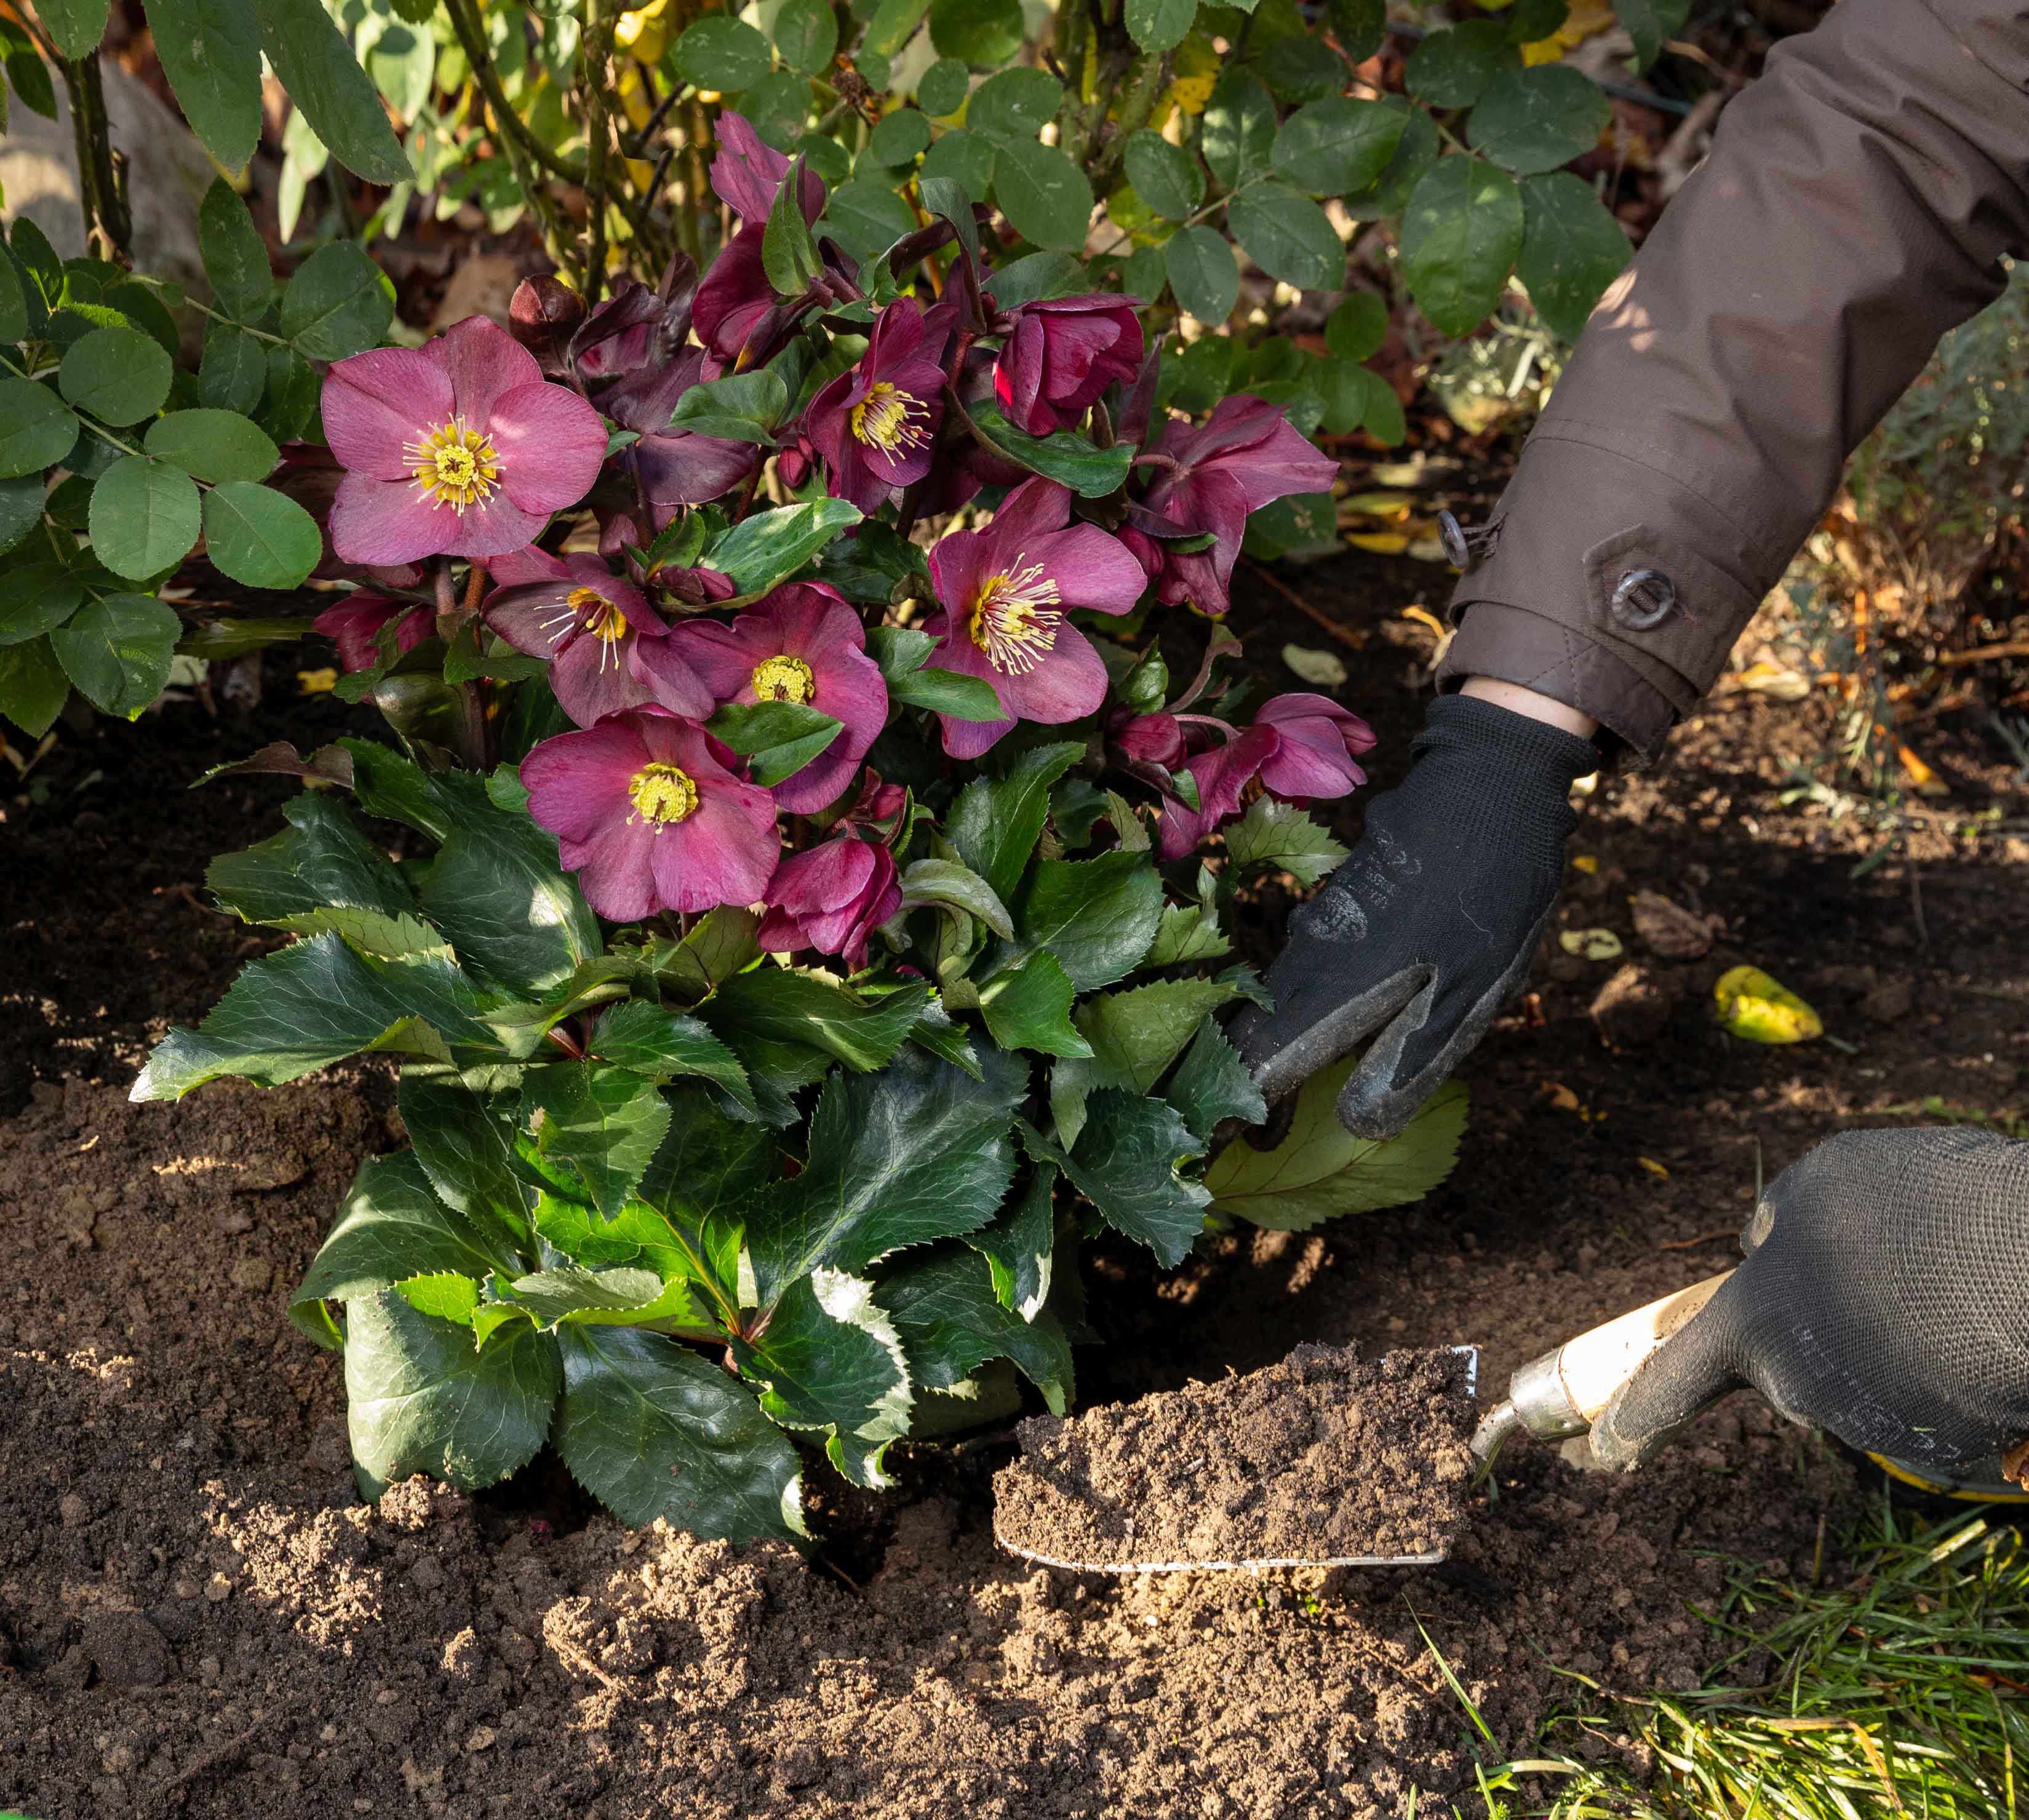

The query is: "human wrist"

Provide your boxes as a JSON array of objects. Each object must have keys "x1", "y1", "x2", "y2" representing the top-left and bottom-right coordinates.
[{"x1": 1459, "y1": 675, "x2": 1600, "y2": 739}]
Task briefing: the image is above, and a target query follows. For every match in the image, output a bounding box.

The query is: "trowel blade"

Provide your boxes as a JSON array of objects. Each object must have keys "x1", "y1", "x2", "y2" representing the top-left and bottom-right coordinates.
[{"x1": 991, "y1": 1345, "x2": 1480, "y2": 1575}]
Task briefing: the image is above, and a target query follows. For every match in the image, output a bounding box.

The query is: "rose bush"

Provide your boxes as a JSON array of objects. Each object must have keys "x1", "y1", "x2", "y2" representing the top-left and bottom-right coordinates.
[{"x1": 115, "y1": 113, "x2": 1470, "y2": 1540}]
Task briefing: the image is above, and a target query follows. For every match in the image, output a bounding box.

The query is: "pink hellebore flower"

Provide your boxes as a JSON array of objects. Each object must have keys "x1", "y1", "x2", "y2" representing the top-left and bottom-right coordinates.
[
  {"x1": 313, "y1": 591, "x2": 432, "y2": 674},
  {"x1": 693, "y1": 113, "x2": 827, "y2": 371},
  {"x1": 1128, "y1": 394, "x2": 1341, "y2": 617},
  {"x1": 806, "y1": 298, "x2": 947, "y2": 513},
  {"x1": 483, "y1": 547, "x2": 716, "y2": 729},
  {"x1": 667, "y1": 582, "x2": 888, "y2": 815},
  {"x1": 757, "y1": 834, "x2": 901, "y2": 969},
  {"x1": 321, "y1": 316, "x2": 608, "y2": 566},
  {"x1": 992, "y1": 295, "x2": 1144, "y2": 437},
  {"x1": 1157, "y1": 693, "x2": 1376, "y2": 860},
  {"x1": 923, "y1": 478, "x2": 1149, "y2": 760},
  {"x1": 521, "y1": 707, "x2": 779, "y2": 922}
]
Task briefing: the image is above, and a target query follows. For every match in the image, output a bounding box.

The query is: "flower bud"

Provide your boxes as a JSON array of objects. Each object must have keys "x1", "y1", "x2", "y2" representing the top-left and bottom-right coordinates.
[{"x1": 509, "y1": 276, "x2": 587, "y2": 376}]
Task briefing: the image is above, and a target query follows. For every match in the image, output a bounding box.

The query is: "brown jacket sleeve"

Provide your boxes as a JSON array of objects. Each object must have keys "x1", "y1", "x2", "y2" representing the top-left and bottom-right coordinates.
[{"x1": 1435, "y1": 0, "x2": 2029, "y2": 761}]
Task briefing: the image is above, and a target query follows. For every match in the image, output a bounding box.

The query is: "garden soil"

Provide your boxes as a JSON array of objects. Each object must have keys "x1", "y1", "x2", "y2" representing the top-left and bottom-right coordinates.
[
  {"x1": 994, "y1": 1345, "x2": 1475, "y2": 1567},
  {"x1": 3, "y1": 553, "x2": 2026, "y2": 1818}
]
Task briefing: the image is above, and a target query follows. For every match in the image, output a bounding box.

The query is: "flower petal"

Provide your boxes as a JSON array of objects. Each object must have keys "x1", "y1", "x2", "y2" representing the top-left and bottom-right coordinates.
[
  {"x1": 433, "y1": 316, "x2": 542, "y2": 431},
  {"x1": 982, "y1": 476, "x2": 1071, "y2": 554},
  {"x1": 322, "y1": 349, "x2": 452, "y2": 480},
  {"x1": 629, "y1": 634, "x2": 720, "y2": 720},
  {"x1": 440, "y1": 489, "x2": 548, "y2": 559},
  {"x1": 488, "y1": 381, "x2": 608, "y2": 516},
  {"x1": 1029, "y1": 523, "x2": 1150, "y2": 615},
  {"x1": 552, "y1": 635, "x2": 657, "y2": 728},
  {"x1": 329, "y1": 473, "x2": 457, "y2": 566},
  {"x1": 485, "y1": 545, "x2": 568, "y2": 589},
  {"x1": 650, "y1": 786, "x2": 779, "y2": 912},
  {"x1": 989, "y1": 622, "x2": 1110, "y2": 726}
]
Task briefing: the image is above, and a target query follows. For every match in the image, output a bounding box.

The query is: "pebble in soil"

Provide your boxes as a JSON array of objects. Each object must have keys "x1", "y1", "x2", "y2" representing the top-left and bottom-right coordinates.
[{"x1": 992, "y1": 1344, "x2": 1475, "y2": 1567}]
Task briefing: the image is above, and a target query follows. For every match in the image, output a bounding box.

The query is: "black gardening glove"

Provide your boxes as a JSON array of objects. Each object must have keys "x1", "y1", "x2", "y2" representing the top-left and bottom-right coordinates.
[
  {"x1": 1229, "y1": 693, "x2": 1599, "y2": 1138},
  {"x1": 1592, "y1": 1129, "x2": 2029, "y2": 1479}
]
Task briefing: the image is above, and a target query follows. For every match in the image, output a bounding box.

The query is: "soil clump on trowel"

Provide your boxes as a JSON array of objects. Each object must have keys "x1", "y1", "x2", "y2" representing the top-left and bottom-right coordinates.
[{"x1": 995, "y1": 1344, "x2": 1475, "y2": 1568}]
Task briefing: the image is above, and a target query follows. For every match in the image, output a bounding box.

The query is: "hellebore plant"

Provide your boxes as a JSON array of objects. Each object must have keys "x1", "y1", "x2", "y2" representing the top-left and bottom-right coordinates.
[{"x1": 137, "y1": 114, "x2": 1469, "y2": 1548}]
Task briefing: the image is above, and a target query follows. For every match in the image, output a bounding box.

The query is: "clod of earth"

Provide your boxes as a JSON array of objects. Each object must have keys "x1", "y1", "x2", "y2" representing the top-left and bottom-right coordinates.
[{"x1": 992, "y1": 1345, "x2": 1474, "y2": 1569}]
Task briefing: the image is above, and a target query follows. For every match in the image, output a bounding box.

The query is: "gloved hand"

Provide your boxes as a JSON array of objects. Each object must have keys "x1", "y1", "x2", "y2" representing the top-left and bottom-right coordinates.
[
  {"x1": 1227, "y1": 693, "x2": 1599, "y2": 1138},
  {"x1": 1591, "y1": 1128, "x2": 2029, "y2": 1480}
]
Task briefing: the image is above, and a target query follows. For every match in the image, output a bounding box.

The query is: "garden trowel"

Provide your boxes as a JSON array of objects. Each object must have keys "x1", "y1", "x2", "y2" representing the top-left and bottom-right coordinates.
[{"x1": 991, "y1": 1273, "x2": 1735, "y2": 1575}]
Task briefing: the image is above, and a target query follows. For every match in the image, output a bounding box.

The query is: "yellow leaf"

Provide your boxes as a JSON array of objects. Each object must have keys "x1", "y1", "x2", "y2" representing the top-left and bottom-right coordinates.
[
  {"x1": 1521, "y1": 38, "x2": 1563, "y2": 64},
  {"x1": 1637, "y1": 1156, "x2": 1670, "y2": 1178},
  {"x1": 1541, "y1": 1083, "x2": 1581, "y2": 1113},
  {"x1": 1347, "y1": 532, "x2": 1410, "y2": 554},
  {"x1": 1166, "y1": 31, "x2": 1219, "y2": 116},
  {"x1": 1571, "y1": 854, "x2": 1598, "y2": 875},
  {"x1": 1898, "y1": 742, "x2": 1950, "y2": 797},
  {"x1": 1399, "y1": 605, "x2": 1448, "y2": 640},
  {"x1": 297, "y1": 667, "x2": 338, "y2": 695},
  {"x1": 1558, "y1": 927, "x2": 1624, "y2": 961},
  {"x1": 1714, "y1": 965, "x2": 1823, "y2": 1045}
]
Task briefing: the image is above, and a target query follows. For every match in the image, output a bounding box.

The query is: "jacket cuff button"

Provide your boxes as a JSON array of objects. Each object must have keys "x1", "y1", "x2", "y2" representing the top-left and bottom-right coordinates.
[
  {"x1": 1610, "y1": 566, "x2": 1676, "y2": 629},
  {"x1": 1437, "y1": 509, "x2": 1499, "y2": 571}
]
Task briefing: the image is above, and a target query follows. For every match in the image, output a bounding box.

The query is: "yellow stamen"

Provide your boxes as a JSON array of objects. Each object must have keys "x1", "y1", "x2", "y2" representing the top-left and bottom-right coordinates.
[
  {"x1": 406, "y1": 418, "x2": 502, "y2": 514},
  {"x1": 751, "y1": 654, "x2": 815, "y2": 704},
  {"x1": 627, "y1": 762, "x2": 699, "y2": 827},
  {"x1": 968, "y1": 557, "x2": 1062, "y2": 674},
  {"x1": 571, "y1": 586, "x2": 629, "y2": 642},
  {"x1": 849, "y1": 381, "x2": 931, "y2": 456}
]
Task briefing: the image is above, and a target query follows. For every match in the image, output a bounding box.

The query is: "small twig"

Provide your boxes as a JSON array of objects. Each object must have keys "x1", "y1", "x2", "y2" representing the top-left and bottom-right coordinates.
[
  {"x1": 550, "y1": 1633, "x2": 629, "y2": 1696},
  {"x1": 444, "y1": 0, "x2": 586, "y2": 186},
  {"x1": 1657, "y1": 1229, "x2": 1739, "y2": 1252},
  {"x1": 1241, "y1": 558, "x2": 1367, "y2": 654},
  {"x1": 1934, "y1": 638, "x2": 2029, "y2": 666},
  {"x1": 1909, "y1": 865, "x2": 1930, "y2": 950}
]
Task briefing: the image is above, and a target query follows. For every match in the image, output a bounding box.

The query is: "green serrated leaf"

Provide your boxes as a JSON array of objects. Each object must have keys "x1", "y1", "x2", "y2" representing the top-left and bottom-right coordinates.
[
  {"x1": 345, "y1": 1290, "x2": 559, "y2": 1495},
  {"x1": 552, "y1": 1325, "x2": 807, "y2": 1540},
  {"x1": 1205, "y1": 1070, "x2": 1467, "y2": 1229},
  {"x1": 1004, "y1": 849, "x2": 1163, "y2": 990},
  {"x1": 882, "y1": 1239, "x2": 1071, "y2": 1410},
  {"x1": 207, "y1": 787, "x2": 413, "y2": 929},
  {"x1": 962, "y1": 398, "x2": 1134, "y2": 496},
  {"x1": 899, "y1": 857, "x2": 1014, "y2": 937},
  {"x1": 929, "y1": 0, "x2": 1019, "y2": 64},
  {"x1": 0, "y1": 562, "x2": 83, "y2": 645},
  {"x1": 977, "y1": 951, "x2": 1091, "y2": 1059},
  {"x1": 967, "y1": 66, "x2": 1059, "y2": 149},
  {"x1": 85, "y1": 456, "x2": 199, "y2": 579},
  {"x1": 886, "y1": 662, "x2": 1005, "y2": 721},
  {"x1": 703, "y1": 697, "x2": 842, "y2": 787},
  {"x1": 735, "y1": 1270, "x2": 913, "y2": 1487},
  {"x1": 702, "y1": 498, "x2": 863, "y2": 594},
  {"x1": 946, "y1": 739, "x2": 1085, "y2": 901},
  {"x1": 674, "y1": 14, "x2": 770, "y2": 88},
  {"x1": 199, "y1": 318, "x2": 266, "y2": 413},
  {"x1": 694, "y1": 971, "x2": 930, "y2": 1119},
  {"x1": 520, "y1": 1061, "x2": 672, "y2": 1218},
  {"x1": 747, "y1": 1044, "x2": 1026, "y2": 1304},
  {"x1": 1125, "y1": 0, "x2": 1194, "y2": 53},
  {"x1": 1165, "y1": 1016, "x2": 1265, "y2": 1140},
  {"x1": 589, "y1": 998, "x2": 757, "y2": 1118},
  {"x1": 134, "y1": 931, "x2": 495, "y2": 1099},
  {"x1": 1221, "y1": 795, "x2": 1350, "y2": 885},
  {"x1": 37, "y1": 0, "x2": 109, "y2": 59},
  {"x1": 398, "y1": 1064, "x2": 536, "y2": 1240},
  {"x1": 1614, "y1": 0, "x2": 1689, "y2": 71},
  {"x1": 1026, "y1": 1090, "x2": 1209, "y2": 1268},
  {"x1": 960, "y1": 1161, "x2": 1055, "y2": 1319},
  {"x1": 0, "y1": 635, "x2": 71, "y2": 737},
  {"x1": 1123, "y1": 130, "x2": 1203, "y2": 223},
  {"x1": 290, "y1": 1150, "x2": 522, "y2": 1345}
]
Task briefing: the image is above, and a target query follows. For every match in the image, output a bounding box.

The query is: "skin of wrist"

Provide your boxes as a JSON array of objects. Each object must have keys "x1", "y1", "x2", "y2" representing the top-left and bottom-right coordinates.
[{"x1": 1459, "y1": 676, "x2": 1600, "y2": 740}]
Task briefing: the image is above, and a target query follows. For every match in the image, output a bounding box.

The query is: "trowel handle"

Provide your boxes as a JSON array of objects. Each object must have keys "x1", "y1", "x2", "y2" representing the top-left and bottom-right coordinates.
[
  {"x1": 1473, "y1": 1271, "x2": 1734, "y2": 1461},
  {"x1": 1549, "y1": 1270, "x2": 1733, "y2": 1426}
]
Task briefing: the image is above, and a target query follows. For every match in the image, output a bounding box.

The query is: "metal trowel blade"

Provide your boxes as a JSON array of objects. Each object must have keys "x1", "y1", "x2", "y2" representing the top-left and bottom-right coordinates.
[{"x1": 991, "y1": 1345, "x2": 1480, "y2": 1575}]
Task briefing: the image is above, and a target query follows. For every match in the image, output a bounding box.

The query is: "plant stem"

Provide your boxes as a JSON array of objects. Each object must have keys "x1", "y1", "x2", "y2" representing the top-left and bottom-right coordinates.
[
  {"x1": 434, "y1": 558, "x2": 490, "y2": 771},
  {"x1": 60, "y1": 54, "x2": 131, "y2": 263},
  {"x1": 444, "y1": 0, "x2": 587, "y2": 186},
  {"x1": 580, "y1": 0, "x2": 620, "y2": 302},
  {"x1": 1090, "y1": 50, "x2": 1172, "y2": 196}
]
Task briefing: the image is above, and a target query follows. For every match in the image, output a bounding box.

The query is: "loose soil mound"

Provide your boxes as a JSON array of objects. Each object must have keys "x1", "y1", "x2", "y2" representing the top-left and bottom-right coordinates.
[{"x1": 995, "y1": 1345, "x2": 1473, "y2": 1567}]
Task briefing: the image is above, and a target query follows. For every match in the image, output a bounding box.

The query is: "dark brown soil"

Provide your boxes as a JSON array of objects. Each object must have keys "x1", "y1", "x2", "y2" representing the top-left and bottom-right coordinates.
[
  {"x1": 2, "y1": 554, "x2": 2025, "y2": 1819},
  {"x1": 994, "y1": 1345, "x2": 1474, "y2": 1568}
]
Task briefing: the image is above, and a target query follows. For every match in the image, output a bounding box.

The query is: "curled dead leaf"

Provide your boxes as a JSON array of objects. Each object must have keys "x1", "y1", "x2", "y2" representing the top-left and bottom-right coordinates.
[
  {"x1": 1631, "y1": 888, "x2": 1715, "y2": 960},
  {"x1": 1558, "y1": 927, "x2": 1624, "y2": 962},
  {"x1": 1281, "y1": 643, "x2": 1348, "y2": 688}
]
